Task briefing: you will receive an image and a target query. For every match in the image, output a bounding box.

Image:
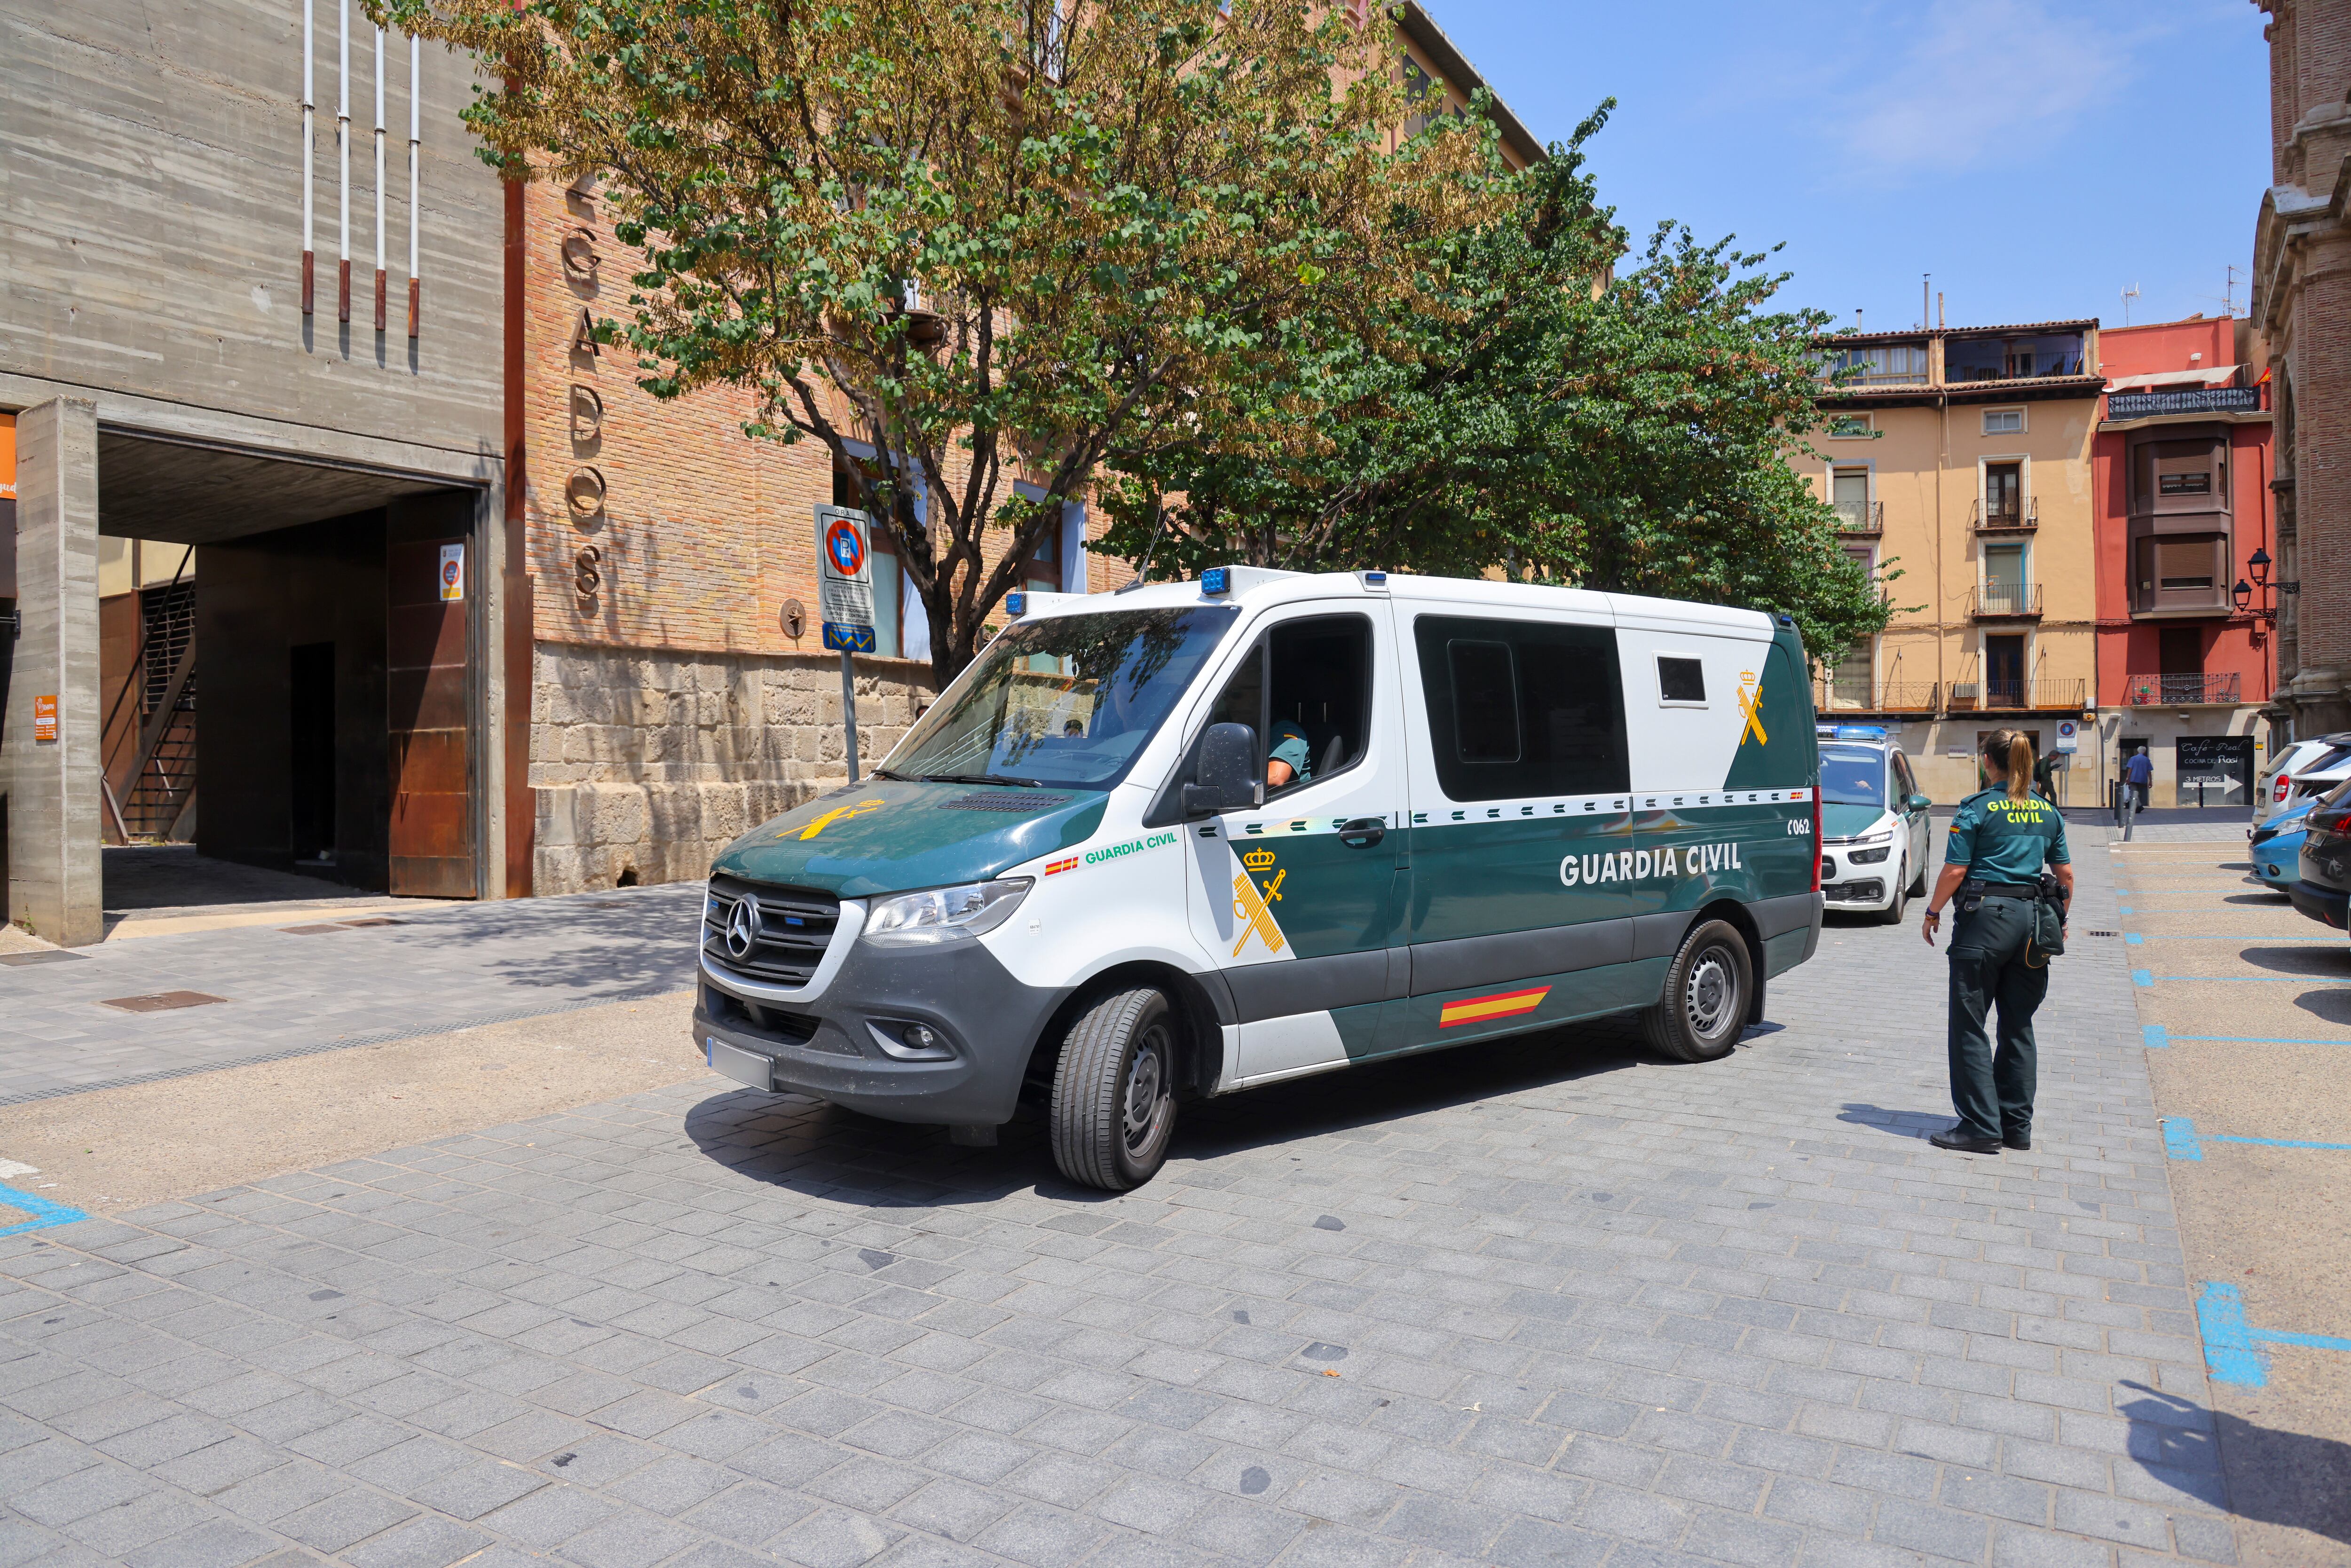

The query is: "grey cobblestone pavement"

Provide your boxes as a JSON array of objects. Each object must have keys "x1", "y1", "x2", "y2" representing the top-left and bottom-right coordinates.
[
  {"x1": 0, "y1": 830, "x2": 2249, "y2": 1566},
  {"x1": 0, "y1": 884, "x2": 700, "y2": 1104}
]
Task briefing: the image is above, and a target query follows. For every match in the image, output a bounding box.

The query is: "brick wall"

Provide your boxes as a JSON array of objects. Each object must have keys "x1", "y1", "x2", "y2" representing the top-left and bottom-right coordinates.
[
  {"x1": 2255, "y1": 0, "x2": 2351, "y2": 734},
  {"x1": 529, "y1": 642, "x2": 934, "y2": 894}
]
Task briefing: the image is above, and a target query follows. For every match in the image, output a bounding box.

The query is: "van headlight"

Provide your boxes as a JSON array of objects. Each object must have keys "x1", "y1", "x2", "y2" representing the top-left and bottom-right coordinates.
[
  {"x1": 1855, "y1": 827, "x2": 1894, "y2": 846},
  {"x1": 863, "y1": 878, "x2": 1032, "y2": 946}
]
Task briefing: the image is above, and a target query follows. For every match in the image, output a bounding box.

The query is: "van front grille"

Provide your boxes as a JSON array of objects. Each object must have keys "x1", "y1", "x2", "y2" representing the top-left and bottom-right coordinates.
[{"x1": 703, "y1": 875, "x2": 840, "y2": 989}]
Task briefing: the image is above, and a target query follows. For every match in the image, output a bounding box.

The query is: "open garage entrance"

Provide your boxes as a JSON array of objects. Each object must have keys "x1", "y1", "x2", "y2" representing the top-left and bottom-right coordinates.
[
  {"x1": 99, "y1": 434, "x2": 487, "y2": 900},
  {"x1": 1, "y1": 401, "x2": 497, "y2": 942}
]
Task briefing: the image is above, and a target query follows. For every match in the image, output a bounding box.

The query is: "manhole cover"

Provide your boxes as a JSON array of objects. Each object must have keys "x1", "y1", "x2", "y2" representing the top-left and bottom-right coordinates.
[{"x1": 100, "y1": 991, "x2": 227, "y2": 1013}]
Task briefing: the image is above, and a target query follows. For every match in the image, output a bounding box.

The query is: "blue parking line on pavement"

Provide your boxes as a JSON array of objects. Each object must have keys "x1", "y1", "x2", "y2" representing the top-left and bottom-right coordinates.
[
  {"x1": 2156, "y1": 976, "x2": 2315, "y2": 982},
  {"x1": 2200, "y1": 1281, "x2": 2351, "y2": 1389},
  {"x1": 2132, "y1": 969, "x2": 2154, "y2": 987},
  {"x1": 2135, "y1": 936, "x2": 2347, "y2": 943},
  {"x1": 2166, "y1": 1034, "x2": 2351, "y2": 1046},
  {"x1": 2143, "y1": 1024, "x2": 2170, "y2": 1049},
  {"x1": 0, "y1": 1182, "x2": 88, "y2": 1239},
  {"x1": 2127, "y1": 933, "x2": 2144, "y2": 945},
  {"x1": 2161, "y1": 1118, "x2": 2351, "y2": 1159}
]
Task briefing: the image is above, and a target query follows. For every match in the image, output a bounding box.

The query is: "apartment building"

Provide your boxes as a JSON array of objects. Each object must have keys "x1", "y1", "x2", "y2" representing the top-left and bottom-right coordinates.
[
  {"x1": 1796, "y1": 320, "x2": 2103, "y2": 801},
  {"x1": 2091, "y1": 315, "x2": 2276, "y2": 808}
]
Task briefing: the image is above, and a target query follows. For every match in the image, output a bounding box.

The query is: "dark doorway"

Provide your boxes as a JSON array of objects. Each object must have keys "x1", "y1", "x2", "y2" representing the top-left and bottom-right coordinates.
[
  {"x1": 1984, "y1": 635, "x2": 2026, "y2": 708},
  {"x1": 289, "y1": 642, "x2": 337, "y2": 865}
]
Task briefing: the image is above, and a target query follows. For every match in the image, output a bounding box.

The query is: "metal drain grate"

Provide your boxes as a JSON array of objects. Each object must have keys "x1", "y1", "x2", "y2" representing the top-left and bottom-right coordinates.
[{"x1": 2084, "y1": 930, "x2": 2120, "y2": 937}]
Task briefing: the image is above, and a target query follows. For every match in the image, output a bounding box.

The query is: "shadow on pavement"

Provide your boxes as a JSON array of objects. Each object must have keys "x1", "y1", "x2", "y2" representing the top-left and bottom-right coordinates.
[
  {"x1": 682, "y1": 1015, "x2": 1670, "y2": 1209},
  {"x1": 2238, "y1": 946, "x2": 2351, "y2": 978},
  {"x1": 2119, "y1": 1382, "x2": 2351, "y2": 1549},
  {"x1": 2294, "y1": 989, "x2": 2351, "y2": 1027},
  {"x1": 1833, "y1": 1103, "x2": 1944, "y2": 1142},
  {"x1": 102, "y1": 843, "x2": 372, "y2": 913},
  {"x1": 437, "y1": 885, "x2": 703, "y2": 997}
]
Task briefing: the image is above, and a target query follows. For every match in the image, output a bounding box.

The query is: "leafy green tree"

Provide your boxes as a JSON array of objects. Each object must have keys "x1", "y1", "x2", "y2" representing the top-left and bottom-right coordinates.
[
  {"x1": 379, "y1": 0, "x2": 1488, "y2": 684},
  {"x1": 1098, "y1": 105, "x2": 1894, "y2": 662}
]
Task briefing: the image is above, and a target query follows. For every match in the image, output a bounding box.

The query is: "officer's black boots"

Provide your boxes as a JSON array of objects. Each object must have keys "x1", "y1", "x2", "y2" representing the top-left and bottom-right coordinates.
[{"x1": 1931, "y1": 1126, "x2": 2003, "y2": 1154}]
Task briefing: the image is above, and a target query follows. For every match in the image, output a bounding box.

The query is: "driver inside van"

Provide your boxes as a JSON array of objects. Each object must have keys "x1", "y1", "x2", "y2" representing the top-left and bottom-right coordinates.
[{"x1": 1267, "y1": 719, "x2": 1314, "y2": 790}]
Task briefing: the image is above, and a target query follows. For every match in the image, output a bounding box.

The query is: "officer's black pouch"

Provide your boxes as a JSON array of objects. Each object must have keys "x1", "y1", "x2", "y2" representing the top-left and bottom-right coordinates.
[{"x1": 2028, "y1": 872, "x2": 2067, "y2": 962}]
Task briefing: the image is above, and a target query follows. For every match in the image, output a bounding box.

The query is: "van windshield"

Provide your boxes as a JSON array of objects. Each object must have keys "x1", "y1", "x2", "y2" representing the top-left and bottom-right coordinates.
[
  {"x1": 1820, "y1": 746, "x2": 1886, "y2": 807},
  {"x1": 882, "y1": 606, "x2": 1240, "y2": 789}
]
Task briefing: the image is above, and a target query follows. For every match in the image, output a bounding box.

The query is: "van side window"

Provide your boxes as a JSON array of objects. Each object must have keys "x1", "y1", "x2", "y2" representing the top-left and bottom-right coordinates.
[
  {"x1": 1448, "y1": 641, "x2": 1520, "y2": 763},
  {"x1": 1268, "y1": 615, "x2": 1373, "y2": 792},
  {"x1": 1414, "y1": 615, "x2": 1629, "y2": 801},
  {"x1": 1657, "y1": 656, "x2": 1706, "y2": 704},
  {"x1": 1891, "y1": 752, "x2": 1916, "y2": 801}
]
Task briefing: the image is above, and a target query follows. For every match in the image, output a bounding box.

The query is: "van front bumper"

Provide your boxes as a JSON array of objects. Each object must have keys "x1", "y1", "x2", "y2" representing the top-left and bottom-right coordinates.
[{"x1": 693, "y1": 932, "x2": 1069, "y2": 1128}]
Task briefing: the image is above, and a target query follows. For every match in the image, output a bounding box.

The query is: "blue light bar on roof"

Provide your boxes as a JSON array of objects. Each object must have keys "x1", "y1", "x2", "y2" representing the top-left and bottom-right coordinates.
[
  {"x1": 1006, "y1": 591, "x2": 1026, "y2": 616},
  {"x1": 1201, "y1": 567, "x2": 1230, "y2": 595},
  {"x1": 1834, "y1": 725, "x2": 1890, "y2": 740}
]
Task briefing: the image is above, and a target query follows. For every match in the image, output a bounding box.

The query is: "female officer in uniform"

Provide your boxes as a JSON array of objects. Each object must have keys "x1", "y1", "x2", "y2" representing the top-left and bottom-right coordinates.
[{"x1": 1921, "y1": 729, "x2": 2074, "y2": 1153}]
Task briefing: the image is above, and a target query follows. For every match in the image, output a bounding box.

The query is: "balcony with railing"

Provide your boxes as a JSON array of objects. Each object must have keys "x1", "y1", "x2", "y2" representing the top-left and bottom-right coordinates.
[
  {"x1": 1970, "y1": 496, "x2": 2037, "y2": 533},
  {"x1": 1814, "y1": 679, "x2": 1940, "y2": 714},
  {"x1": 1834, "y1": 499, "x2": 1883, "y2": 536},
  {"x1": 1969, "y1": 583, "x2": 2043, "y2": 619},
  {"x1": 1945, "y1": 678, "x2": 2087, "y2": 713},
  {"x1": 2125, "y1": 673, "x2": 2243, "y2": 707}
]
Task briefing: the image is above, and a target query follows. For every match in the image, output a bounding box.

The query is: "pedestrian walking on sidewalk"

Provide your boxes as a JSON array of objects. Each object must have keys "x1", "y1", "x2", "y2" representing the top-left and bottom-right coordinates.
[{"x1": 1921, "y1": 729, "x2": 2075, "y2": 1154}]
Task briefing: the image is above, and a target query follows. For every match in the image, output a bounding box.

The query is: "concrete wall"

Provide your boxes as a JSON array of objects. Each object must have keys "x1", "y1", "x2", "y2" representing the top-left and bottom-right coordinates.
[
  {"x1": 530, "y1": 642, "x2": 935, "y2": 893},
  {"x1": 1, "y1": 400, "x2": 103, "y2": 943},
  {"x1": 195, "y1": 510, "x2": 391, "y2": 886},
  {"x1": 0, "y1": 0, "x2": 502, "y2": 456}
]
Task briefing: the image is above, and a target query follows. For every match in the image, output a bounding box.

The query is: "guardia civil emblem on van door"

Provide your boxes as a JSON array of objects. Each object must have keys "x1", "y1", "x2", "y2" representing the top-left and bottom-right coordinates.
[
  {"x1": 725, "y1": 898, "x2": 762, "y2": 960},
  {"x1": 1231, "y1": 849, "x2": 1287, "y2": 958}
]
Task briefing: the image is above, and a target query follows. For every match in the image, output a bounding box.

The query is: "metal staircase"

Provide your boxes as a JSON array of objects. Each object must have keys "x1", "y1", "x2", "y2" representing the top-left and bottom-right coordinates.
[{"x1": 101, "y1": 574, "x2": 197, "y2": 843}]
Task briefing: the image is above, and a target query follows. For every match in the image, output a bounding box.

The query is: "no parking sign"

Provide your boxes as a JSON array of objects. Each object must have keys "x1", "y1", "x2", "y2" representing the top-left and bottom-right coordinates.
[
  {"x1": 2053, "y1": 719, "x2": 2078, "y2": 754},
  {"x1": 813, "y1": 504, "x2": 874, "y2": 630}
]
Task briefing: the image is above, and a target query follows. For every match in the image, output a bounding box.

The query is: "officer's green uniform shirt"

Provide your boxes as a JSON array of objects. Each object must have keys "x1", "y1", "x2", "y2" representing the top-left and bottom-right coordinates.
[
  {"x1": 1269, "y1": 721, "x2": 1313, "y2": 783},
  {"x1": 1944, "y1": 788, "x2": 2069, "y2": 882}
]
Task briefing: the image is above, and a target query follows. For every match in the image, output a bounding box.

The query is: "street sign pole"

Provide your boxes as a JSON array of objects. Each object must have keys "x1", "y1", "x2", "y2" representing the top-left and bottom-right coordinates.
[
  {"x1": 815, "y1": 504, "x2": 878, "y2": 786},
  {"x1": 838, "y1": 647, "x2": 860, "y2": 784}
]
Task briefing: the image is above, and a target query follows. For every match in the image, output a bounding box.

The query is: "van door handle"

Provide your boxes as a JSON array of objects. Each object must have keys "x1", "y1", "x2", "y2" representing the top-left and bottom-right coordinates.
[{"x1": 1338, "y1": 817, "x2": 1386, "y2": 848}]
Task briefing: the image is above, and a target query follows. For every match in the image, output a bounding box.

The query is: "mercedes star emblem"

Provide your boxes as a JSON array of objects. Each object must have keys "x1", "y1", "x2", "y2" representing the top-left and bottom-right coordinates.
[{"x1": 724, "y1": 898, "x2": 761, "y2": 960}]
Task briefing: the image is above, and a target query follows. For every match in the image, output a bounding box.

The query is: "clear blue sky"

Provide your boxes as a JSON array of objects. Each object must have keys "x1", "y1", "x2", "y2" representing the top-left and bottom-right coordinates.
[{"x1": 1433, "y1": 0, "x2": 2272, "y2": 334}]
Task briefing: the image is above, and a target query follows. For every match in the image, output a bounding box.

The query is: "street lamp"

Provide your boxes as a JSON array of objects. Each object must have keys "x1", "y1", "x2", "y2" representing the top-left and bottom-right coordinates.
[{"x1": 2239, "y1": 547, "x2": 2279, "y2": 646}]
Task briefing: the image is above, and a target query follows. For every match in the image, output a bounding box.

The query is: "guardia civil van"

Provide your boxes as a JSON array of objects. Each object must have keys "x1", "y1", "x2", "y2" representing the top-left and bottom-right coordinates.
[{"x1": 696, "y1": 568, "x2": 1825, "y2": 1190}]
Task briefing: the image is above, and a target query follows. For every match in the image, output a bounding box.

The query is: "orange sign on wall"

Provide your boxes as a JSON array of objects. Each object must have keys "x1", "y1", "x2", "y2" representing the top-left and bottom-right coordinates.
[{"x1": 32, "y1": 695, "x2": 57, "y2": 744}]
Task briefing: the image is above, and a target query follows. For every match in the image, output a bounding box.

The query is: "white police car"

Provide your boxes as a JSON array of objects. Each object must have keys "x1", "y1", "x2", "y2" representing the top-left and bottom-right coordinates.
[{"x1": 1816, "y1": 725, "x2": 1933, "y2": 923}]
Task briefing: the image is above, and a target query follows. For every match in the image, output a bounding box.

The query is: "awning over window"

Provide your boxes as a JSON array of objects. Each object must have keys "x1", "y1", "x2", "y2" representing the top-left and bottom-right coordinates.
[{"x1": 2104, "y1": 365, "x2": 2241, "y2": 391}]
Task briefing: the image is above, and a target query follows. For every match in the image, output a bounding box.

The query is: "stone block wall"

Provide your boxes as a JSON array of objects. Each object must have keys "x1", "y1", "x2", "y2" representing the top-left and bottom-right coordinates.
[{"x1": 529, "y1": 641, "x2": 935, "y2": 894}]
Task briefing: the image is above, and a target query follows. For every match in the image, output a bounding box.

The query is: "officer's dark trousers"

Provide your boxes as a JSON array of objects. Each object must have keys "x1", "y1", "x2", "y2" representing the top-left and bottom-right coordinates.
[{"x1": 1946, "y1": 895, "x2": 2049, "y2": 1143}]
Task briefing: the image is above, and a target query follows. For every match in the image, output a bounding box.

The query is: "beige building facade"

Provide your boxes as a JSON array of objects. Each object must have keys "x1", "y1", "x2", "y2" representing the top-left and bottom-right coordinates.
[{"x1": 1794, "y1": 321, "x2": 2105, "y2": 803}]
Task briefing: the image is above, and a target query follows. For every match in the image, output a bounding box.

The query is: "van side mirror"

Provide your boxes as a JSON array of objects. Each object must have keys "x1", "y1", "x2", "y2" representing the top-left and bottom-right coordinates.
[
  {"x1": 1182, "y1": 722, "x2": 1262, "y2": 817},
  {"x1": 1906, "y1": 793, "x2": 1932, "y2": 813}
]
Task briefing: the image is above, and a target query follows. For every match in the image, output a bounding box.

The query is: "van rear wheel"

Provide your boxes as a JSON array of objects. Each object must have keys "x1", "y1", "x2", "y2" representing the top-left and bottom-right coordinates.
[
  {"x1": 1050, "y1": 987, "x2": 1179, "y2": 1190},
  {"x1": 1641, "y1": 919, "x2": 1752, "y2": 1063}
]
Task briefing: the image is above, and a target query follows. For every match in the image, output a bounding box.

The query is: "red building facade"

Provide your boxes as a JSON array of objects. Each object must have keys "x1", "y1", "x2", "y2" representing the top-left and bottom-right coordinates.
[{"x1": 2091, "y1": 315, "x2": 2277, "y2": 806}]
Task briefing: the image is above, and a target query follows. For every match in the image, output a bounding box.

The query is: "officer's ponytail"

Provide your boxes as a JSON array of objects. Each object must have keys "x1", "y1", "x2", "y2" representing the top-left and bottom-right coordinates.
[{"x1": 1982, "y1": 728, "x2": 2035, "y2": 803}]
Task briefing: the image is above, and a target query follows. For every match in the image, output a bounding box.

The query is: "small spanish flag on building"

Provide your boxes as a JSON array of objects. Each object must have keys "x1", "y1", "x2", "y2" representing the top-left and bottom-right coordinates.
[{"x1": 1438, "y1": 985, "x2": 1551, "y2": 1029}]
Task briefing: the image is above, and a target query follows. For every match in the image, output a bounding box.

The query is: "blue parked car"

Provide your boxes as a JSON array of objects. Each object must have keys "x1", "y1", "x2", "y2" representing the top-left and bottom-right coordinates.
[{"x1": 2252, "y1": 798, "x2": 2316, "y2": 892}]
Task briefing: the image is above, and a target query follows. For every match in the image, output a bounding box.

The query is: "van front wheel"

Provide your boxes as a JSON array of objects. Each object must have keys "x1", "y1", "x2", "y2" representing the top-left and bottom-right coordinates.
[
  {"x1": 1050, "y1": 987, "x2": 1179, "y2": 1191},
  {"x1": 1641, "y1": 919, "x2": 1752, "y2": 1063}
]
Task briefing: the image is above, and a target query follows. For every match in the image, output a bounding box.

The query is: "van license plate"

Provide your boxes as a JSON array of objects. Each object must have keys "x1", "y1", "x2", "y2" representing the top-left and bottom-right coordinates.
[{"x1": 707, "y1": 1038, "x2": 775, "y2": 1093}]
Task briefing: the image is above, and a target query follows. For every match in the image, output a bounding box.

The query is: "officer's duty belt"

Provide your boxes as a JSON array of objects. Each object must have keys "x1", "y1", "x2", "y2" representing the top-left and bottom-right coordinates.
[{"x1": 1960, "y1": 880, "x2": 2042, "y2": 900}]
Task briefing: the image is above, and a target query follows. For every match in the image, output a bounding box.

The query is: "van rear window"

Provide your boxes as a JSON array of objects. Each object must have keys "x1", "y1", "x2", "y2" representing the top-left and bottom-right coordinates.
[{"x1": 1414, "y1": 615, "x2": 1628, "y2": 801}]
